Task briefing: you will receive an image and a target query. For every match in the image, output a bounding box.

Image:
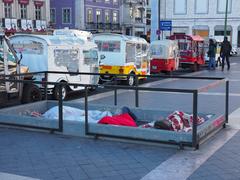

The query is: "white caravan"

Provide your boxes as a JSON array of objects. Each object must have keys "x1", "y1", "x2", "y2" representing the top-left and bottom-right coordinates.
[
  {"x1": 10, "y1": 32, "x2": 99, "y2": 99},
  {"x1": 93, "y1": 33, "x2": 150, "y2": 86}
]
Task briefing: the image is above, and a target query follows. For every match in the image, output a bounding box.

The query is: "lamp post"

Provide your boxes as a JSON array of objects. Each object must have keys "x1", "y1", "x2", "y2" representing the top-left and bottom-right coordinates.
[
  {"x1": 224, "y1": 0, "x2": 229, "y2": 37},
  {"x1": 158, "y1": 0, "x2": 161, "y2": 40}
]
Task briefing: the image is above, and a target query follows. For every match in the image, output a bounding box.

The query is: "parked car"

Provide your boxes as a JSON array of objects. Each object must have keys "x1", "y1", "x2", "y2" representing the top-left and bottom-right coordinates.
[{"x1": 230, "y1": 46, "x2": 239, "y2": 56}]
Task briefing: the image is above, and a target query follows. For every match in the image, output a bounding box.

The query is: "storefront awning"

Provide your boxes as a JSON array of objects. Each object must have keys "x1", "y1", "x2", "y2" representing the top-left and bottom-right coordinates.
[
  {"x1": 18, "y1": 0, "x2": 29, "y2": 4},
  {"x1": 2, "y1": 0, "x2": 13, "y2": 3}
]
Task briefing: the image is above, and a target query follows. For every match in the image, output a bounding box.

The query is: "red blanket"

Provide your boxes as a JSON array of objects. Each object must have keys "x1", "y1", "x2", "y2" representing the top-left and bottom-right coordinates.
[{"x1": 98, "y1": 113, "x2": 137, "y2": 127}]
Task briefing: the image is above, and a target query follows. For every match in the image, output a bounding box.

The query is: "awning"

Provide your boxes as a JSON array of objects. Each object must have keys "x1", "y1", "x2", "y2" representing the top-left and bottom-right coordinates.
[
  {"x1": 189, "y1": 35, "x2": 204, "y2": 41},
  {"x1": 2, "y1": 0, "x2": 13, "y2": 3},
  {"x1": 18, "y1": 0, "x2": 29, "y2": 4},
  {"x1": 34, "y1": 1, "x2": 44, "y2": 7}
]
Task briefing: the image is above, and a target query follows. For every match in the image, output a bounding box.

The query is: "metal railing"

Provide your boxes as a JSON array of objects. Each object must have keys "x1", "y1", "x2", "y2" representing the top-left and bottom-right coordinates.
[{"x1": 0, "y1": 71, "x2": 228, "y2": 149}]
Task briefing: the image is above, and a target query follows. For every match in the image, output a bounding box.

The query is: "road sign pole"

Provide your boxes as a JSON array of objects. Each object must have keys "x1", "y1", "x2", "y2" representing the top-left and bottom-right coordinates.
[
  {"x1": 158, "y1": 0, "x2": 161, "y2": 40},
  {"x1": 224, "y1": 0, "x2": 229, "y2": 37}
]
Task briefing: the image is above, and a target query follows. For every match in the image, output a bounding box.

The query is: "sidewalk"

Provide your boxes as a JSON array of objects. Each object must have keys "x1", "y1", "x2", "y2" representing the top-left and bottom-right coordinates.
[
  {"x1": 0, "y1": 127, "x2": 178, "y2": 180},
  {"x1": 141, "y1": 107, "x2": 240, "y2": 180}
]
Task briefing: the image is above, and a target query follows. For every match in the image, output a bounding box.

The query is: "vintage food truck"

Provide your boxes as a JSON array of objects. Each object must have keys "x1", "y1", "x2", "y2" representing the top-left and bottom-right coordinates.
[
  {"x1": 150, "y1": 40, "x2": 179, "y2": 74},
  {"x1": 93, "y1": 33, "x2": 150, "y2": 86},
  {"x1": 10, "y1": 31, "x2": 99, "y2": 99},
  {"x1": 169, "y1": 34, "x2": 205, "y2": 71}
]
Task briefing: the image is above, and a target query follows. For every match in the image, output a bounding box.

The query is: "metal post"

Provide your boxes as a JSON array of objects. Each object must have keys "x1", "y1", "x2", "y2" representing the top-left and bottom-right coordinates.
[
  {"x1": 84, "y1": 86, "x2": 89, "y2": 135},
  {"x1": 192, "y1": 91, "x2": 198, "y2": 149},
  {"x1": 58, "y1": 84, "x2": 63, "y2": 132},
  {"x1": 158, "y1": 0, "x2": 161, "y2": 40},
  {"x1": 44, "y1": 72, "x2": 48, "y2": 100},
  {"x1": 135, "y1": 75, "x2": 139, "y2": 107},
  {"x1": 225, "y1": 80, "x2": 229, "y2": 123},
  {"x1": 224, "y1": 0, "x2": 229, "y2": 37},
  {"x1": 114, "y1": 75, "x2": 117, "y2": 106}
]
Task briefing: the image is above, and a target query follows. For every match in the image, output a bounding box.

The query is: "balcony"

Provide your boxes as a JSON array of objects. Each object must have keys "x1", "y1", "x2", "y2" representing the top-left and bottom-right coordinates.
[
  {"x1": 85, "y1": 22, "x2": 121, "y2": 32},
  {"x1": 135, "y1": 17, "x2": 143, "y2": 23},
  {"x1": 2, "y1": 18, "x2": 17, "y2": 33}
]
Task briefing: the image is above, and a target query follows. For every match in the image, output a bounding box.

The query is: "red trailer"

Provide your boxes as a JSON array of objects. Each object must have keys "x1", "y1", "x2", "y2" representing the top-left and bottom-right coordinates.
[
  {"x1": 169, "y1": 34, "x2": 205, "y2": 71},
  {"x1": 150, "y1": 40, "x2": 179, "y2": 74}
]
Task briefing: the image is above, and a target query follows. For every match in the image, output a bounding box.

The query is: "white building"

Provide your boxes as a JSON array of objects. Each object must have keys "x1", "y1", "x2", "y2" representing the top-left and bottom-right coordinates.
[
  {"x1": 0, "y1": 0, "x2": 50, "y2": 34},
  {"x1": 151, "y1": 0, "x2": 240, "y2": 47},
  {"x1": 121, "y1": 0, "x2": 147, "y2": 36}
]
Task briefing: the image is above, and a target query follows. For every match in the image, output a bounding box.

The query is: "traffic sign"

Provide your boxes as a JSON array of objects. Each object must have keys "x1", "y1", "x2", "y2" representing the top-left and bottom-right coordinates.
[
  {"x1": 160, "y1": 20, "x2": 172, "y2": 31},
  {"x1": 156, "y1": 30, "x2": 161, "y2": 35}
]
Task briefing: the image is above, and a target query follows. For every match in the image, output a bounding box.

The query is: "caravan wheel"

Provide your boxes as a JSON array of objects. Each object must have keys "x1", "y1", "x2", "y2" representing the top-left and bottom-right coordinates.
[
  {"x1": 22, "y1": 84, "x2": 42, "y2": 103},
  {"x1": 126, "y1": 74, "x2": 135, "y2": 86},
  {"x1": 53, "y1": 85, "x2": 69, "y2": 100}
]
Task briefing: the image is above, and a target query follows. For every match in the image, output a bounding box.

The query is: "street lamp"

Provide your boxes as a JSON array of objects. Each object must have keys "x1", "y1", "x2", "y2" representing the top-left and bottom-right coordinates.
[
  {"x1": 224, "y1": 0, "x2": 229, "y2": 37},
  {"x1": 158, "y1": 0, "x2": 161, "y2": 40}
]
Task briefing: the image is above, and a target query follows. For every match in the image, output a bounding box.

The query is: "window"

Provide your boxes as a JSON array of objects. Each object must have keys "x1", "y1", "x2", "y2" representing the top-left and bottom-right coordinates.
[
  {"x1": 113, "y1": 11, "x2": 118, "y2": 23},
  {"x1": 174, "y1": 0, "x2": 187, "y2": 14},
  {"x1": 20, "y1": 4, "x2": 27, "y2": 19},
  {"x1": 50, "y1": 9, "x2": 56, "y2": 23},
  {"x1": 126, "y1": 43, "x2": 135, "y2": 63},
  {"x1": 87, "y1": 9, "x2": 93, "y2": 23},
  {"x1": 215, "y1": 30, "x2": 231, "y2": 36},
  {"x1": 62, "y1": 8, "x2": 71, "y2": 24},
  {"x1": 195, "y1": 0, "x2": 208, "y2": 14},
  {"x1": 96, "y1": 10, "x2": 102, "y2": 23},
  {"x1": 217, "y1": 0, "x2": 232, "y2": 13},
  {"x1": 4, "y1": 3, "x2": 12, "y2": 18},
  {"x1": 35, "y1": 6, "x2": 41, "y2": 20},
  {"x1": 83, "y1": 49, "x2": 98, "y2": 65},
  {"x1": 113, "y1": 0, "x2": 118, "y2": 5},
  {"x1": 95, "y1": 40, "x2": 121, "y2": 52},
  {"x1": 105, "y1": 10, "x2": 110, "y2": 23},
  {"x1": 105, "y1": 0, "x2": 110, "y2": 3}
]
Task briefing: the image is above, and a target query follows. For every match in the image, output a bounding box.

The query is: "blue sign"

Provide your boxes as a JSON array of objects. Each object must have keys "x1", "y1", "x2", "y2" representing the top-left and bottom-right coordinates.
[{"x1": 160, "y1": 21, "x2": 172, "y2": 31}]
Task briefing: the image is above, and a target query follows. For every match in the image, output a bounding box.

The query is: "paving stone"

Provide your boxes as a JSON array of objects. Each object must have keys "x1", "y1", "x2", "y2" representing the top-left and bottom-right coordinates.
[
  {"x1": 0, "y1": 128, "x2": 178, "y2": 180},
  {"x1": 189, "y1": 131, "x2": 240, "y2": 180}
]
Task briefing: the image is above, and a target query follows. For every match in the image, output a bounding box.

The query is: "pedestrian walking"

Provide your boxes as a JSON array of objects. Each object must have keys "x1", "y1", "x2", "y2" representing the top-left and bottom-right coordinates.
[
  {"x1": 220, "y1": 37, "x2": 232, "y2": 71},
  {"x1": 207, "y1": 39, "x2": 216, "y2": 70}
]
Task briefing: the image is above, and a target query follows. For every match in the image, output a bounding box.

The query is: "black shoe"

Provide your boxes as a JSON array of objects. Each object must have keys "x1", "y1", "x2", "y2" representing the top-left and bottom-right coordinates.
[
  {"x1": 227, "y1": 67, "x2": 230, "y2": 71},
  {"x1": 222, "y1": 68, "x2": 224, "y2": 71}
]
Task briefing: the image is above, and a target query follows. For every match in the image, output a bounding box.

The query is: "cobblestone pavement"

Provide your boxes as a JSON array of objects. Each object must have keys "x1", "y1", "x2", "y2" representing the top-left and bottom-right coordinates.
[
  {"x1": 0, "y1": 128, "x2": 177, "y2": 180},
  {"x1": 188, "y1": 131, "x2": 240, "y2": 180}
]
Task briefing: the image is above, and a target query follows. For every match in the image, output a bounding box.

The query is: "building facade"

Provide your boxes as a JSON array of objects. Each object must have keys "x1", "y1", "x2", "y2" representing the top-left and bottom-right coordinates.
[
  {"x1": 146, "y1": 0, "x2": 151, "y2": 41},
  {"x1": 151, "y1": 0, "x2": 240, "y2": 47},
  {"x1": 0, "y1": 0, "x2": 50, "y2": 34},
  {"x1": 84, "y1": 0, "x2": 121, "y2": 33},
  {"x1": 121, "y1": 0, "x2": 147, "y2": 36},
  {"x1": 50, "y1": 0, "x2": 75, "y2": 29}
]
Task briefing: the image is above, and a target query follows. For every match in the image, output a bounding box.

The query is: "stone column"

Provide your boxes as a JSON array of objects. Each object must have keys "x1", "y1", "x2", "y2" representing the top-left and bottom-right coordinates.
[{"x1": 231, "y1": 25, "x2": 238, "y2": 46}]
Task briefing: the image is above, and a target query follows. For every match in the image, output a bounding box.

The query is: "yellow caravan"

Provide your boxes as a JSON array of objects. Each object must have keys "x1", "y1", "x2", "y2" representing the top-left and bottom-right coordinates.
[{"x1": 93, "y1": 33, "x2": 150, "y2": 86}]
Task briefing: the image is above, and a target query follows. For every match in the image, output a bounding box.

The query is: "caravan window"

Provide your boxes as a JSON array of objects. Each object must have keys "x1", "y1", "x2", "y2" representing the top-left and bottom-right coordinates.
[
  {"x1": 83, "y1": 49, "x2": 98, "y2": 65},
  {"x1": 150, "y1": 45, "x2": 163, "y2": 56},
  {"x1": 95, "y1": 40, "x2": 120, "y2": 52},
  {"x1": 12, "y1": 41, "x2": 43, "y2": 55},
  {"x1": 136, "y1": 43, "x2": 142, "y2": 54},
  {"x1": 142, "y1": 44, "x2": 148, "y2": 53},
  {"x1": 126, "y1": 43, "x2": 135, "y2": 63}
]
